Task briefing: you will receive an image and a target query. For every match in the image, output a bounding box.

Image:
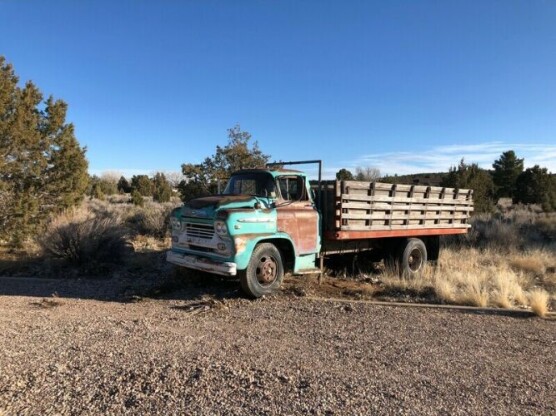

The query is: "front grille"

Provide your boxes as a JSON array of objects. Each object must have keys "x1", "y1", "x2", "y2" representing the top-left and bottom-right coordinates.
[
  {"x1": 189, "y1": 245, "x2": 215, "y2": 253},
  {"x1": 184, "y1": 222, "x2": 214, "y2": 240}
]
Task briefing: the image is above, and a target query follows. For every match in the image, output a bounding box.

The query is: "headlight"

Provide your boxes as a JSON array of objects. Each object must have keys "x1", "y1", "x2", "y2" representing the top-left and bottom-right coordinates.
[
  {"x1": 170, "y1": 217, "x2": 181, "y2": 230},
  {"x1": 214, "y1": 220, "x2": 228, "y2": 235}
]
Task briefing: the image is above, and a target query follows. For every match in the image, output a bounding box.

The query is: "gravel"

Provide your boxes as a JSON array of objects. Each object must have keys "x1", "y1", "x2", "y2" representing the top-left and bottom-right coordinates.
[{"x1": 0, "y1": 277, "x2": 555, "y2": 415}]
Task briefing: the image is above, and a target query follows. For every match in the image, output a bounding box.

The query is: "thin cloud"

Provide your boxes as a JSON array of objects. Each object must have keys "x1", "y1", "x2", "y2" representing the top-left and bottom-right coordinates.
[
  {"x1": 92, "y1": 142, "x2": 555, "y2": 180},
  {"x1": 332, "y1": 142, "x2": 556, "y2": 177}
]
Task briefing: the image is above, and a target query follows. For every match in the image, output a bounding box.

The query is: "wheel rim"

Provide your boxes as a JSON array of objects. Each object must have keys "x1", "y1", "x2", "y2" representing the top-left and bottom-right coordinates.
[
  {"x1": 408, "y1": 248, "x2": 423, "y2": 272},
  {"x1": 256, "y1": 255, "x2": 278, "y2": 285}
]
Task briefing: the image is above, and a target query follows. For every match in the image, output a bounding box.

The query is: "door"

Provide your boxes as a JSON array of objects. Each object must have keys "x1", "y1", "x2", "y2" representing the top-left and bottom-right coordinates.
[{"x1": 275, "y1": 175, "x2": 319, "y2": 254}]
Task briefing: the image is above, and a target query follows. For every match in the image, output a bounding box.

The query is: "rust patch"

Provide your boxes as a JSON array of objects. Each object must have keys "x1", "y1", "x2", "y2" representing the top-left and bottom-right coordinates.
[
  {"x1": 234, "y1": 233, "x2": 275, "y2": 254},
  {"x1": 276, "y1": 202, "x2": 319, "y2": 254}
]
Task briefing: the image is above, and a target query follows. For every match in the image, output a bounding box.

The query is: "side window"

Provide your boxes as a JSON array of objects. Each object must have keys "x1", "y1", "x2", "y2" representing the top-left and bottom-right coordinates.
[{"x1": 277, "y1": 176, "x2": 308, "y2": 201}]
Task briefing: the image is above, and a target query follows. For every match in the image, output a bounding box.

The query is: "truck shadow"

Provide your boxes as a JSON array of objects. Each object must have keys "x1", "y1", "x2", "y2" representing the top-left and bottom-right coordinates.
[
  {"x1": 0, "y1": 250, "x2": 244, "y2": 303},
  {"x1": 0, "y1": 272, "x2": 243, "y2": 303}
]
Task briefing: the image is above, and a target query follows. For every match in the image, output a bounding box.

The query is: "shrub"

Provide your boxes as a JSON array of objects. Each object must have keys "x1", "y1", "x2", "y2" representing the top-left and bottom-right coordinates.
[
  {"x1": 131, "y1": 190, "x2": 144, "y2": 206},
  {"x1": 126, "y1": 202, "x2": 174, "y2": 238},
  {"x1": 38, "y1": 207, "x2": 130, "y2": 267}
]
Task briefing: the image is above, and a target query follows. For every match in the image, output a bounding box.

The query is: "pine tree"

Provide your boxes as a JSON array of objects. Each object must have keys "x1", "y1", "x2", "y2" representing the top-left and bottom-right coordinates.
[{"x1": 492, "y1": 150, "x2": 524, "y2": 199}]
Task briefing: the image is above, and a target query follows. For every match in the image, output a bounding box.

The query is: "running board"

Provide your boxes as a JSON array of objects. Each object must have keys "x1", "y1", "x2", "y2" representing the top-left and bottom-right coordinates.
[{"x1": 293, "y1": 268, "x2": 321, "y2": 275}]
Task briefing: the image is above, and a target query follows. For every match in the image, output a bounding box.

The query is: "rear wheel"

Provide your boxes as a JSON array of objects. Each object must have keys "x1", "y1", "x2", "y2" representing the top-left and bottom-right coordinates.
[
  {"x1": 400, "y1": 238, "x2": 427, "y2": 278},
  {"x1": 239, "y1": 243, "x2": 284, "y2": 298},
  {"x1": 386, "y1": 238, "x2": 428, "y2": 279}
]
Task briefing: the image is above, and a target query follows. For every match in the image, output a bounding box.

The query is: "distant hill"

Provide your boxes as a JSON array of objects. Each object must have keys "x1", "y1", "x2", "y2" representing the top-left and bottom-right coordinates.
[{"x1": 381, "y1": 172, "x2": 448, "y2": 187}]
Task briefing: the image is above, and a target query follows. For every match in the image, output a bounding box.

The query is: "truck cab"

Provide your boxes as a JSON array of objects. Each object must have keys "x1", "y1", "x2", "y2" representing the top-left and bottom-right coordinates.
[{"x1": 167, "y1": 168, "x2": 321, "y2": 297}]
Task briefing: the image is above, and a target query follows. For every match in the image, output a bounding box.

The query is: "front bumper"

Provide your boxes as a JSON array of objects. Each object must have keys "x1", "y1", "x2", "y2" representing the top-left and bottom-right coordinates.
[{"x1": 166, "y1": 250, "x2": 237, "y2": 276}]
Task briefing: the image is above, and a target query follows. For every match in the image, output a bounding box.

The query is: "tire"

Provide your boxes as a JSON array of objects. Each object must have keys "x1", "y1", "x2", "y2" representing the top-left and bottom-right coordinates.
[
  {"x1": 239, "y1": 243, "x2": 284, "y2": 298},
  {"x1": 399, "y1": 238, "x2": 427, "y2": 279}
]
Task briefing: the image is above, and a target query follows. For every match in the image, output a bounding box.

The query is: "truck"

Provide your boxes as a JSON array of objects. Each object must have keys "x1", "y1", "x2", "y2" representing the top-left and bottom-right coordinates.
[{"x1": 167, "y1": 160, "x2": 474, "y2": 297}]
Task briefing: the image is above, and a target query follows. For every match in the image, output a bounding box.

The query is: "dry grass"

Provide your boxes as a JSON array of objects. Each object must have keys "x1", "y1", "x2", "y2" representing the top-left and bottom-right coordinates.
[
  {"x1": 528, "y1": 289, "x2": 550, "y2": 317},
  {"x1": 430, "y1": 248, "x2": 551, "y2": 309},
  {"x1": 426, "y1": 210, "x2": 556, "y2": 314},
  {"x1": 376, "y1": 244, "x2": 554, "y2": 314}
]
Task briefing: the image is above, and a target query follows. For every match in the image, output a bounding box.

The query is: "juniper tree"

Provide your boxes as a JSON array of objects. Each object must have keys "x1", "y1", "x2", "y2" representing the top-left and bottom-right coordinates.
[
  {"x1": 180, "y1": 125, "x2": 270, "y2": 201},
  {"x1": 131, "y1": 174, "x2": 154, "y2": 197},
  {"x1": 441, "y1": 159, "x2": 495, "y2": 213},
  {"x1": 336, "y1": 168, "x2": 354, "y2": 180},
  {"x1": 152, "y1": 172, "x2": 172, "y2": 202},
  {"x1": 514, "y1": 166, "x2": 556, "y2": 211},
  {"x1": 0, "y1": 56, "x2": 88, "y2": 245},
  {"x1": 117, "y1": 176, "x2": 132, "y2": 193}
]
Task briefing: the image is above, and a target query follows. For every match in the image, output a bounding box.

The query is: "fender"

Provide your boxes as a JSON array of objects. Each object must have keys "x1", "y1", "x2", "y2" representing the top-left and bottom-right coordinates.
[{"x1": 233, "y1": 232, "x2": 297, "y2": 270}]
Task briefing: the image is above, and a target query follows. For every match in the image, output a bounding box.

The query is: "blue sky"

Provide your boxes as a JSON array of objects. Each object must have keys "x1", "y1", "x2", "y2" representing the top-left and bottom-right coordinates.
[{"x1": 1, "y1": 1, "x2": 555, "y2": 179}]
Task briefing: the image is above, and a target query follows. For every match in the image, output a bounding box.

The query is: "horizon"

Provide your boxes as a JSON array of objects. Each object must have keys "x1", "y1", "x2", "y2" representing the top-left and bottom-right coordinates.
[{"x1": 2, "y1": 1, "x2": 555, "y2": 179}]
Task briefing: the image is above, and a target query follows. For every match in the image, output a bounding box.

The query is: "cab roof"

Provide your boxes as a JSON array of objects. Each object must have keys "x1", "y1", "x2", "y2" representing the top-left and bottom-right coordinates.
[{"x1": 233, "y1": 168, "x2": 304, "y2": 177}]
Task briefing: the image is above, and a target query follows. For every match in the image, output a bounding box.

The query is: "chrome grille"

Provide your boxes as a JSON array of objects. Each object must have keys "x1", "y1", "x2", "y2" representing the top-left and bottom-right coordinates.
[{"x1": 184, "y1": 222, "x2": 214, "y2": 239}]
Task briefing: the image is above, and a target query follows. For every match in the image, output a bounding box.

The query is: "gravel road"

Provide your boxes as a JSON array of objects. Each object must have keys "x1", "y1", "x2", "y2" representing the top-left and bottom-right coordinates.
[{"x1": 0, "y1": 277, "x2": 554, "y2": 415}]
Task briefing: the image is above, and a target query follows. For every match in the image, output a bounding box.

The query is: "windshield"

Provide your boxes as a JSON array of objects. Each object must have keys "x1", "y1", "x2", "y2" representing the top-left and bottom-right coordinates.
[{"x1": 223, "y1": 173, "x2": 277, "y2": 198}]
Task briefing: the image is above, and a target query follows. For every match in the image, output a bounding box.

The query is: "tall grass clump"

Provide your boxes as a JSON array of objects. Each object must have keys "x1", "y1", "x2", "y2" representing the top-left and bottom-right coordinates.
[
  {"x1": 528, "y1": 288, "x2": 550, "y2": 317},
  {"x1": 430, "y1": 246, "x2": 552, "y2": 312},
  {"x1": 38, "y1": 206, "x2": 130, "y2": 267}
]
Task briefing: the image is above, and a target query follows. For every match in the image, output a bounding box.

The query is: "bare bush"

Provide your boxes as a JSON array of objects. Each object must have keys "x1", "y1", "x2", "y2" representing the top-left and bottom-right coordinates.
[{"x1": 38, "y1": 206, "x2": 130, "y2": 267}]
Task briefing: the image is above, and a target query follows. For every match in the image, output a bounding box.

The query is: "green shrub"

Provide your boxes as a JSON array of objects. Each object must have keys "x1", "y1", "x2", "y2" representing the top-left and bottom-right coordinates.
[{"x1": 131, "y1": 190, "x2": 144, "y2": 206}]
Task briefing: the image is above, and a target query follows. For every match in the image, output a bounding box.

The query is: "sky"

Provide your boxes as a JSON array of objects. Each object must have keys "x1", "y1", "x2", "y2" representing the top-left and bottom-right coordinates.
[{"x1": 1, "y1": 0, "x2": 555, "y2": 179}]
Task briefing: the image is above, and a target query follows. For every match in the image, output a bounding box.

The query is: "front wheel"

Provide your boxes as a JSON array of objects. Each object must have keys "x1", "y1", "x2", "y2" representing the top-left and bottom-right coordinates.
[{"x1": 239, "y1": 243, "x2": 284, "y2": 298}]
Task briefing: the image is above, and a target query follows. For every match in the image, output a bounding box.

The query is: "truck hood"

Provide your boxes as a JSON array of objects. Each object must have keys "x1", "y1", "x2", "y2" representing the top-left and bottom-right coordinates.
[{"x1": 180, "y1": 195, "x2": 267, "y2": 219}]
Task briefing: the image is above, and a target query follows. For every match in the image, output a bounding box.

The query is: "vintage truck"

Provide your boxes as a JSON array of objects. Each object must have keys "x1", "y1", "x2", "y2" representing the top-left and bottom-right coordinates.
[{"x1": 167, "y1": 160, "x2": 473, "y2": 297}]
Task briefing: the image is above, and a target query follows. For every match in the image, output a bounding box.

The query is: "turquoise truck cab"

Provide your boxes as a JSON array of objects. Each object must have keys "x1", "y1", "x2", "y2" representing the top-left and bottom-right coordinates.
[{"x1": 167, "y1": 167, "x2": 321, "y2": 297}]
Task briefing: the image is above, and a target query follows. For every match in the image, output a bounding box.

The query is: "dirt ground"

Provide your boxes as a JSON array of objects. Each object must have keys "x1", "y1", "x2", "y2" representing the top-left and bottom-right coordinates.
[{"x1": 0, "y1": 275, "x2": 554, "y2": 415}]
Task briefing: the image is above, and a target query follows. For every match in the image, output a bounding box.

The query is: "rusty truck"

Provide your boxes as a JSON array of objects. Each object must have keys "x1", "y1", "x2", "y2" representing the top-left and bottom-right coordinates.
[{"x1": 167, "y1": 160, "x2": 473, "y2": 297}]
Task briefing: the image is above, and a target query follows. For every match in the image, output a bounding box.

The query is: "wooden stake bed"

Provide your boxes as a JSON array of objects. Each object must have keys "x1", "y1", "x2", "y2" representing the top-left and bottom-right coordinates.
[{"x1": 316, "y1": 180, "x2": 474, "y2": 241}]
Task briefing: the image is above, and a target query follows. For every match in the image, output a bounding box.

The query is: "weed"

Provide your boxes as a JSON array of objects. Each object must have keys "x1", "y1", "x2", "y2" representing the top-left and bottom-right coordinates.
[{"x1": 31, "y1": 298, "x2": 62, "y2": 308}]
